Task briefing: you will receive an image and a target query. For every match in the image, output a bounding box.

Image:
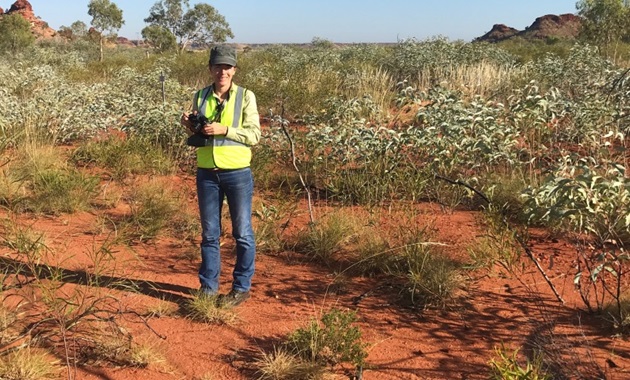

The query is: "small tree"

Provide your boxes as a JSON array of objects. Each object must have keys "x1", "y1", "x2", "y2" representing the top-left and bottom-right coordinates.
[
  {"x1": 87, "y1": 0, "x2": 124, "y2": 61},
  {"x1": 0, "y1": 13, "x2": 35, "y2": 53},
  {"x1": 58, "y1": 20, "x2": 88, "y2": 41},
  {"x1": 58, "y1": 25, "x2": 73, "y2": 40},
  {"x1": 144, "y1": 0, "x2": 233, "y2": 54},
  {"x1": 71, "y1": 20, "x2": 89, "y2": 39},
  {"x1": 311, "y1": 36, "x2": 336, "y2": 49},
  {"x1": 141, "y1": 24, "x2": 177, "y2": 53}
]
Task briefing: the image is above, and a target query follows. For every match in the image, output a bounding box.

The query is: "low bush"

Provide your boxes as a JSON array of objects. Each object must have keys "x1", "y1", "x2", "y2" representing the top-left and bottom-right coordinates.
[{"x1": 287, "y1": 308, "x2": 367, "y2": 368}]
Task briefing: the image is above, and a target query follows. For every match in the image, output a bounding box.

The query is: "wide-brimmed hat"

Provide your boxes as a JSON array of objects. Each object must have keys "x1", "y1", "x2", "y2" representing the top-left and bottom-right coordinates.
[{"x1": 209, "y1": 45, "x2": 237, "y2": 66}]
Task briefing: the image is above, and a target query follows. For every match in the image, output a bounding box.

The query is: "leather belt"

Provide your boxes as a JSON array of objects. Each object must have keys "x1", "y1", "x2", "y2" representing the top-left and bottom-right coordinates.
[{"x1": 198, "y1": 167, "x2": 244, "y2": 172}]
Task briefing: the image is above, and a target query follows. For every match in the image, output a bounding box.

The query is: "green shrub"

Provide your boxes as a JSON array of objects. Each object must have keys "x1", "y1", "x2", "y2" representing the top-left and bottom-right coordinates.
[
  {"x1": 496, "y1": 37, "x2": 575, "y2": 63},
  {"x1": 250, "y1": 143, "x2": 282, "y2": 191},
  {"x1": 238, "y1": 45, "x2": 341, "y2": 117},
  {"x1": 169, "y1": 50, "x2": 209, "y2": 89},
  {"x1": 287, "y1": 308, "x2": 367, "y2": 368},
  {"x1": 523, "y1": 162, "x2": 630, "y2": 246},
  {"x1": 0, "y1": 14, "x2": 35, "y2": 54}
]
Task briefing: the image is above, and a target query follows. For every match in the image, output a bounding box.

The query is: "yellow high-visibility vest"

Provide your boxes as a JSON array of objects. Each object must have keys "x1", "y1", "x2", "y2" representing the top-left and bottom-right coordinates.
[{"x1": 195, "y1": 84, "x2": 251, "y2": 169}]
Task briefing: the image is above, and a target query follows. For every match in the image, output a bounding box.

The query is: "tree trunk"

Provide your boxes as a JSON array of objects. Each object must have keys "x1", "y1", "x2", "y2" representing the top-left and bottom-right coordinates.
[
  {"x1": 178, "y1": 42, "x2": 188, "y2": 55},
  {"x1": 99, "y1": 36, "x2": 104, "y2": 62}
]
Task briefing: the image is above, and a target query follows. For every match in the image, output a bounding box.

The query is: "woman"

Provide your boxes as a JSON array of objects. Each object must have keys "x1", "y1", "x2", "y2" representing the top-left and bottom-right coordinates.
[{"x1": 180, "y1": 44, "x2": 261, "y2": 307}]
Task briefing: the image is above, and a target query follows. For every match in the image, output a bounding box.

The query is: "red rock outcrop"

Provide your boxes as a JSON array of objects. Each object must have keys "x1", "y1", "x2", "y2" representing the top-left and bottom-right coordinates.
[
  {"x1": 3, "y1": 0, "x2": 55, "y2": 39},
  {"x1": 521, "y1": 14, "x2": 582, "y2": 39},
  {"x1": 475, "y1": 24, "x2": 519, "y2": 43},
  {"x1": 476, "y1": 13, "x2": 582, "y2": 43}
]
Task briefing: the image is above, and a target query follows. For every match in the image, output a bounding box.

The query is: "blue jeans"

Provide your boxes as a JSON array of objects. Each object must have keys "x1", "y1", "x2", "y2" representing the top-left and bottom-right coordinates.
[{"x1": 196, "y1": 167, "x2": 256, "y2": 293}]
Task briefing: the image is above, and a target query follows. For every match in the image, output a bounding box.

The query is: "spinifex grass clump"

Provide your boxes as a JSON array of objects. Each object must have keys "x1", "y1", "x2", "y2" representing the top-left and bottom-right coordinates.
[
  {"x1": 71, "y1": 135, "x2": 175, "y2": 180},
  {"x1": 84, "y1": 335, "x2": 166, "y2": 369},
  {"x1": 324, "y1": 162, "x2": 429, "y2": 207},
  {"x1": 125, "y1": 179, "x2": 182, "y2": 242},
  {"x1": 294, "y1": 212, "x2": 356, "y2": 264},
  {"x1": 481, "y1": 170, "x2": 532, "y2": 221},
  {"x1": 253, "y1": 201, "x2": 292, "y2": 254},
  {"x1": 185, "y1": 292, "x2": 236, "y2": 324},
  {"x1": 489, "y1": 345, "x2": 552, "y2": 380},
  {"x1": 466, "y1": 208, "x2": 522, "y2": 272},
  {"x1": 254, "y1": 309, "x2": 368, "y2": 379},
  {"x1": 351, "y1": 231, "x2": 393, "y2": 277},
  {"x1": 0, "y1": 301, "x2": 21, "y2": 348},
  {"x1": 0, "y1": 348, "x2": 60, "y2": 380},
  {"x1": 1, "y1": 144, "x2": 98, "y2": 214},
  {"x1": 2, "y1": 166, "x2": 99, "y2": 215},
  {"x1": 255, "y1": 347, "x2": 329, "y2": 380},
  {"x1": 0, "y1": 167, "x2": 23, "y2": 208},
  {"x1": 0, "y1": 220, "x2": 47, "y2": 256},
  {"x1": 391, "y1": 226, "x2": 463, "y2": 307},
  {"x1": 402, "y1": 242, "x2": 462, "y2": 307},
  {"x1": 29, "y1": 168, "x2": 99, "y2": 214}
]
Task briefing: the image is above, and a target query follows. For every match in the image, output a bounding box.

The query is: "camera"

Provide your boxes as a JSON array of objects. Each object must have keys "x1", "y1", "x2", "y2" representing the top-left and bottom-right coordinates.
[
  {"x1": 188, "y1": 112, "x2": 209, "y2": 134},
  {"x1": 186, "y1": 112, "x2": 212, "y2": 147}
]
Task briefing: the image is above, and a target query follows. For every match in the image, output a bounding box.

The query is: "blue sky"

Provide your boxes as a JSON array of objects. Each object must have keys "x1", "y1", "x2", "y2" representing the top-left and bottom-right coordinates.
[{"x1": 22, "y1": 0, "x2": 578, "y2": 43}]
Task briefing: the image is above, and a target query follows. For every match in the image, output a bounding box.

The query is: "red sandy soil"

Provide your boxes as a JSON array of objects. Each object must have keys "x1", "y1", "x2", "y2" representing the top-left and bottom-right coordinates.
[{"x1": 2, "y1": 171, "x2": 630, "y2": 380}]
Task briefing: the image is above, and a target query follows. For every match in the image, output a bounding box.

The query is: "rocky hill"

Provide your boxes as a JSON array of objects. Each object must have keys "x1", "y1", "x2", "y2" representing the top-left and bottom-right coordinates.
[
  {"x1": 2, "y1": 1, "x2": 583, "y2": 45},
  {"x1": 475, "y1": 14, "x2": 582, "y2": 43},
  {"x1": 0, "y1": 0, "x2": 55, "y2": 38}
]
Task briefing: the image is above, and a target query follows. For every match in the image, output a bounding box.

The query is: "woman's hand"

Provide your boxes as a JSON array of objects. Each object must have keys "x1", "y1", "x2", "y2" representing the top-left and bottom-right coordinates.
[
  {"x1": 202, "y1": 122, "x2": 228, "y2": 136},
  {"x1": 180, "y1": 113, "x2": 192, "y2": 130}
]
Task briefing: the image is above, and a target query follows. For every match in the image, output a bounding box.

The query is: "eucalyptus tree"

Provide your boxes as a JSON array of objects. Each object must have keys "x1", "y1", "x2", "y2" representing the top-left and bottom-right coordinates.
[
  {"x1": 0, "y1": 13, "x2": 35, "y2": 53},
  {"x1": 577, "y1": 0, "x2": 630, "y2": 60},
  {"x1": 58, "y1": 20, "x2": 88, "y2": 41},
  {"x1": 87, "y1": 0, "x2": 124, "y2": 61},
  {"x1": 144, "y1": 0, "x2": 233, "y2": 54},
  {"x1": 141, "y1": 24, "x2": 177, "y2": 53}
]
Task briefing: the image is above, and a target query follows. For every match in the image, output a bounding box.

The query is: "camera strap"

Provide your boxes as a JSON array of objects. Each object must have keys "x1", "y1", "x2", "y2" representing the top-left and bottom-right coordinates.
[
  {"x1": 197, "y1": 85, "x2": 227, "y2": 123},
  {"x1": 193, "y1": 87, "x2": 207, "y2": 112},
  {"x1": 213, "y1": 99, "x2": 225, "y2": 122}
]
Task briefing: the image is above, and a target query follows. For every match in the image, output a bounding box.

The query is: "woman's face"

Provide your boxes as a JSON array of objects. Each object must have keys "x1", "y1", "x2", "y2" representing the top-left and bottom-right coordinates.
[{"x1": 211, "y1": 64, "x2": 236, "y2": 88}]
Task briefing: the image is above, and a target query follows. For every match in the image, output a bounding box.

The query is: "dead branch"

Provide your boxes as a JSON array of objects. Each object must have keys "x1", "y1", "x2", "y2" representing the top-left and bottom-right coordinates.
[
  {"x1": 274, "y1": 105, "x2": 315, "y2": 224},
  {"x1": 434, "y1": 174, "x2": 566, "y2": 304}
]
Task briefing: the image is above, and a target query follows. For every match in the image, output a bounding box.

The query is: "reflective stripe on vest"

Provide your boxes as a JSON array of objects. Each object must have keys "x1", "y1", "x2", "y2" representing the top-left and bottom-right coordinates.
[{"x1": 196, "y1": 84, "x2": 251, "y2": 169}]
